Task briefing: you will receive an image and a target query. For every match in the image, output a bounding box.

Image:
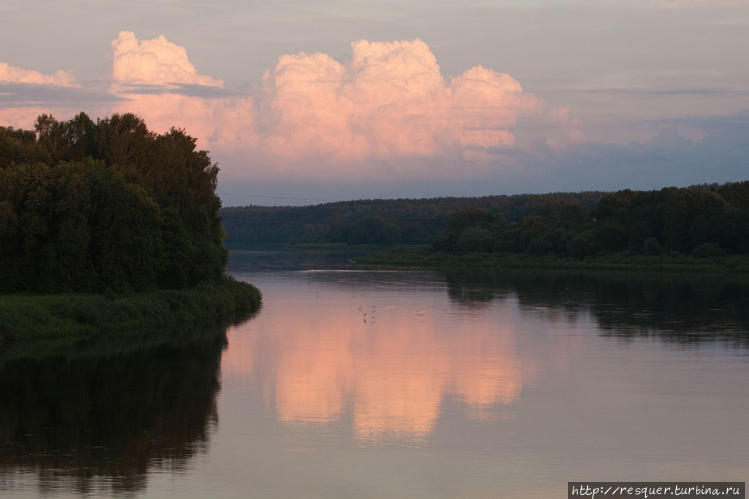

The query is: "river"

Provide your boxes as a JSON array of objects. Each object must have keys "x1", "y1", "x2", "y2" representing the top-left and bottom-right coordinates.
[{"x1": 1, "y1": 248, "x2": 748, "y2": 498}]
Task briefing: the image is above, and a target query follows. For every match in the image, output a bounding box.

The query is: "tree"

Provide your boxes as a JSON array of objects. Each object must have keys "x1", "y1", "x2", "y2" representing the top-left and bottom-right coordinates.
[{"x1": 0, "y1": 114, "x2": 226, "y2": 292}]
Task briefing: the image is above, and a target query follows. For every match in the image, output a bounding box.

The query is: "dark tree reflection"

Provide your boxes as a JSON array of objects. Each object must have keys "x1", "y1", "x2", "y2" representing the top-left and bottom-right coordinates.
[
  {"x1": 0, "y1": 325, "x2": 227, "y2": 496},
  {"x1": 444, "y1": 269, "x2": 749, "y2": 345}
]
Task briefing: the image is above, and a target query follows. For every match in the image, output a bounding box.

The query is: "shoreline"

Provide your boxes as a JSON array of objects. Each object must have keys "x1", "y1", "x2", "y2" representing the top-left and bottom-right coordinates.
[
  {"x1": 0, "y1": 276, "x2": 261, "y2": 348},
  {"x1": 356, "y1": 249, "x2": 749, "y2": 274}
]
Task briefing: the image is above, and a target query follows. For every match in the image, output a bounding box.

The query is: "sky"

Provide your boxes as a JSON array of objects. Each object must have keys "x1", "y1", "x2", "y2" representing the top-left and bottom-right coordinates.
[{"x1": 1, "y1": 0, "x2": 748, "y2": 205}]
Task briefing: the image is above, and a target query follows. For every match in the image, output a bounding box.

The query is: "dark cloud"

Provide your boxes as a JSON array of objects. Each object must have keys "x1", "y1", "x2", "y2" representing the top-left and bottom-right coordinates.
[
  {"x1": 643, "y1": 109, "x2": 749, "y2": 130},
  {"x1": 0, "y1": 82, "x2": 124, "y2": 106},
  {"x1": 116, "y1": 83, "x2": 245, "y2": 98}
]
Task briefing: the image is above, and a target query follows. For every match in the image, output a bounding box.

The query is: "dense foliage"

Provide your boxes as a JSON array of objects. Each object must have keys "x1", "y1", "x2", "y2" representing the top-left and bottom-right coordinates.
[
  {"x1": 0, "y1": 276, "x2": 260, "y2": 345},
  {"x1": 222, "y1": 183, "x2": 749, "y2": 261},
  {"x1": 434, "y1": 183, "x2": 749, "y2": 258},
  {"x1": 220, "y1": 192, "x2": 604, "y2": 246},
  {"x1": 0, "y1": 113, "x2": 226, "y2": 292}
]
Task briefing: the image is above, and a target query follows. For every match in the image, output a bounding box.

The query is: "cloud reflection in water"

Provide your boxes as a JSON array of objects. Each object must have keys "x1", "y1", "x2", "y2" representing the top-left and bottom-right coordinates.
[{"x1": 220, "y1": 272, "x2": 569, "y2": 446}]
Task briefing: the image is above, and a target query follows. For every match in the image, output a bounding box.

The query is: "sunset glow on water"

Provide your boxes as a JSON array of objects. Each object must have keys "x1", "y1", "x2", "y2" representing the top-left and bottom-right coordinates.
[{"x1": 1, "y1": 251, "x2": 749, "y2": 497}]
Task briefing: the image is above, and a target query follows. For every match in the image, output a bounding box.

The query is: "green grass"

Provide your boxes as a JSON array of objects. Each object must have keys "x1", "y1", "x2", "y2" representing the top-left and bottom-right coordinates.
[
  {"x1": 0, "y1": 276, "x2": 261, "y2": 347},
  {"x1": 357, "y1": 249, "x2": 749, "y2": 274}
]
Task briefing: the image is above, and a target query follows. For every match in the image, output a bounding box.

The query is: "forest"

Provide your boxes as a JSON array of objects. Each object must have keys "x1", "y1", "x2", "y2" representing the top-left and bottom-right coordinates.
[
  {"x1": 221, "y1": 182, "x2": 749, "y2": 261},
  {"x1": 0, "y1": 113, "x2": 226, "y2": 293},
  {"x1": 220, "y1": 191, "x2": 605, "y2": 247},
  {"x1": 433, "y1": 182, "x2": 749, "y2": 259}
]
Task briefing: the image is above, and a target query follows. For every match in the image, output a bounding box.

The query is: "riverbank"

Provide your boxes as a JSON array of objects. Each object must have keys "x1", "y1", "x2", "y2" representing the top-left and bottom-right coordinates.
[
  {"x1": 357, "y1": 249, "x2": 749, "y2": 274},
  {"x1": 0, "y1": 276, "x2": 261, "y2": 347}
]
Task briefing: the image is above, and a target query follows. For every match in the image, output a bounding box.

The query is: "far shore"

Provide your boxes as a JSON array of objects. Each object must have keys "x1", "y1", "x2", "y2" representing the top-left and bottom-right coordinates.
[{"x1": 356, "y1": 249, "x2": 749, "y2": 274}]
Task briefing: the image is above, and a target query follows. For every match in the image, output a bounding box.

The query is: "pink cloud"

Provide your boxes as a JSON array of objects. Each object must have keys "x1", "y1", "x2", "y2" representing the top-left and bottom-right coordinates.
[
  {"x1": 111, "y1": 31, "x2": 222, "y2": 90},
  {"x1": 0, "y1": 62, "x2": 77, "y2": 87},
  {"x1": 260, "y1": 40, "x2": 544, "y2": 162},
  {"x1": 111, "y1": 93, "x2": 256, "y2": 150},
  {"x1": 0, "y1": 106, "x2": 53, "y2": 130},
  {"x1": 0, "y1": 61, "x2": 80, "y2": 129},
  {"x1": 449, "y1": 65, "x2": 541, "y2": 148},
  {"x1": 1, "y1": 33, "x2": 581, "y2": 181},
  {"x1": 107, "y1": 32, "x2": 254, "y2": 150}
]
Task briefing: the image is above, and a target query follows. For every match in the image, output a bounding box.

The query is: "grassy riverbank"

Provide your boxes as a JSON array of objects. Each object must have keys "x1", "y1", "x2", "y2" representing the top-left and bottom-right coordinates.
[
  {"x1": 0, "y1": 276, "x2": 261, "y2": 347},
  {"x1": 357, "y1": 249, "x2": 749, "y2": 274}
]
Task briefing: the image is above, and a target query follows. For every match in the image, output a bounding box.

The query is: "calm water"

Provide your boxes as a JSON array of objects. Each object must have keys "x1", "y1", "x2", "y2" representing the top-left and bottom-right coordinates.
[{"x1": 1, "y1": 248, "x2": 748, "y2": 498}]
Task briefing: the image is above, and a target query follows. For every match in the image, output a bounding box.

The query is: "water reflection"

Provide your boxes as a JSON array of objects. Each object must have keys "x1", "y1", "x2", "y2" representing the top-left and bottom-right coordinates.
[
  {"x1": 0, "y1": 325, "x2": 227, "y2": 496},
  {"x1": 221, "y1": 271, "x2": 593, "y2": 446},
  {"x1": 212, "y1": 263, "x2": 749, "y2": 496},
  {"x1": 444, "y1": 269, "x2": 749, "y2": 344},
  {"x1": 2, "y1": 250, "x2": 746, "y2": 498},
  {"x1": 271, "y1": 318, "x2": 528, "y2": 445},
  {"x1": 222, "y1": 262, "x2": 749, "y2": 453}
]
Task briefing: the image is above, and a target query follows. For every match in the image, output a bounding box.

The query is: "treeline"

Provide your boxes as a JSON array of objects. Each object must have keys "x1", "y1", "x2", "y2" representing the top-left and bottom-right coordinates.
[
  {"x1": 435, "y1": 183, "x2": 749, "y2": 258},
  {"x1": 0, "y1": 113, "x2": 225, "y2": 292},
  {"x1": 220, "y1": 192, "x2": 604, "y2": 246}
]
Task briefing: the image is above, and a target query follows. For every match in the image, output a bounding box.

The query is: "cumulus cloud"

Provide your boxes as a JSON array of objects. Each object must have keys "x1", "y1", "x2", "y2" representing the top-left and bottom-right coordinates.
[
  {"x1": 111, "y1": 31, "x2": 222, "y2": 90},
  {"x1": 1, "y1": 32, "x2": 582, "y2": 184},
  {"x1": 260, "y1": 40, "x2": 545, "y2": 162},
  {"x1": 0, "y1": 61, "x2": 77, "y2": 87},
  {"x1": 102, "y1": 34, "x2": 577, "y2": 180},
  {"x1": 0, "y1": 61, "x2": 81, "y2": 128},
  {"x1": 107, "y1": 31, "x2": 254, "y2": 149}
]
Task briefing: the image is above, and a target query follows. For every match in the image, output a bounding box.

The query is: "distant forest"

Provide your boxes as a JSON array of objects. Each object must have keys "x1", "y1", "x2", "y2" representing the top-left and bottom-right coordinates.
[
  {"x1": 220, "y1": 192, "x2": 605, "y2": 246},
  {"x1": 0, "y1": 113, "x2": 225, "y2": 292},
  {"x1": 222, "y1": 182, "x2": 749, "y2": 259},
  {"x1": 433, "y1": 182, "x2": 749, "y2": 259}
]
